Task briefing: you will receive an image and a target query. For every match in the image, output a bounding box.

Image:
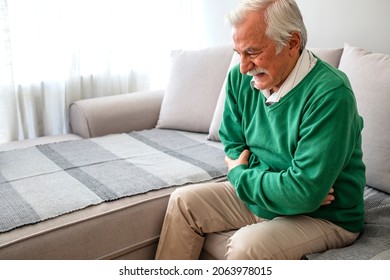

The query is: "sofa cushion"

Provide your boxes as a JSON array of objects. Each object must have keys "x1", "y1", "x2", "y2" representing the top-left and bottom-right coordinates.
[
  {"x1": 0, "y1": 186, "x2": 175, "y2": 260},
  {"x1": 338, "y1": 44, "x2": 390, "y2": 194},
  {"x1": 208, "y1": 52, "x2": 241, "y2": 141},
  {"x1": 309, "y1": 47, "x2": 344, "y2": 68},
  {"x1": 156, "y1": 46, "x2": 233, "y2": 133}
]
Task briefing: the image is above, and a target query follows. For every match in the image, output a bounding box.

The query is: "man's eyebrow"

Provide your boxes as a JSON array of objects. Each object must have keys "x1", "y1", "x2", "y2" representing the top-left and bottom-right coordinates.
[
  {"x1": 233, "y1": 48, "x2": 262, "y2": 54},
  {"x1": 246, "y1": 47, "x2": 262, "y2": 53}
]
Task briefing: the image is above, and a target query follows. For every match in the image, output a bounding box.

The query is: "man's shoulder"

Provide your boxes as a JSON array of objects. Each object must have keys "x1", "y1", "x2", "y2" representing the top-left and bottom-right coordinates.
[
  {"x1": 312, "y1": 59, "x2": 352, "y2": 89},
  {"x1": 300, "y1": 60, "x2": 354, "y2": 103}
]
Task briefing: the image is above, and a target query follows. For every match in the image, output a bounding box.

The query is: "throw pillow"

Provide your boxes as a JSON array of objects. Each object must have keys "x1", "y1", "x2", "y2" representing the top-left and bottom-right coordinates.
[
  {"x1": 207, "y1": 52, "x2": 240, "y2": 141},
  {"x1": 309, "y1": 47, "x2": 344, "y2": 68},
  {"x1": 338, "y1": 43, "x2": 390, "y2": 194},
  {"x1": 156, "y1": 46, "x2": 233, "y2": 133}
]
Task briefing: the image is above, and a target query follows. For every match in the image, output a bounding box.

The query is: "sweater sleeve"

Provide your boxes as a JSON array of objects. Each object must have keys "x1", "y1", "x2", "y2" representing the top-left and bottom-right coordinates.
[
  {"x1": 219, "y1": 70, "x2": 247, "y2": 161},
  {"x1": 224, "y1": 85, "x2": 363, "y2": 216}
]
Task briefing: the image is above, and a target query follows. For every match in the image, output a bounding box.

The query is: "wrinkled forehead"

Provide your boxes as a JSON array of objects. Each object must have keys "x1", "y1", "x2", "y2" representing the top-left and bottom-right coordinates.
[{"x1": 232, "y1": 12, "x2": 269, "y2": 51}]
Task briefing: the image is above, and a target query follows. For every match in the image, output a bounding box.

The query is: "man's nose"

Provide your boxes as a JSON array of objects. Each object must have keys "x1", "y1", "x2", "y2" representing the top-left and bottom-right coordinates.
[{"x1": 240, "y1": 55, "x2": 253, "y2": 74}]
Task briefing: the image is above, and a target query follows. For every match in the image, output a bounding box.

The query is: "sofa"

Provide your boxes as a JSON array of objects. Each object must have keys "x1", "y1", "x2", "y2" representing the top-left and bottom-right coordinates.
[{"x1": 0, "y1": 43, "x2": 389, "y2": 260}]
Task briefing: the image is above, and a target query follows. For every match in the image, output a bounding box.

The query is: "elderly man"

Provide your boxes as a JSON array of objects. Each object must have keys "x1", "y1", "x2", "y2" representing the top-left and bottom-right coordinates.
[{"x1": 155, "y1": 0, "x2": 365, "y2": 260}]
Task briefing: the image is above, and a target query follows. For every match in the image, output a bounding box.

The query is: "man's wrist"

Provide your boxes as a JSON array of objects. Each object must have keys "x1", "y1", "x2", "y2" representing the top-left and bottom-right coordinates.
[{"x1": 227, "y1": 164, "x2": 248, "y2": 186}]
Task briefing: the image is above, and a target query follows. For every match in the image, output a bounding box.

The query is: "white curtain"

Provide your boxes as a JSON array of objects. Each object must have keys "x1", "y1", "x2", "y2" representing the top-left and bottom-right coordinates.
[{"x1": 0, "y1": 0, "x2": 204, "y2": 143}]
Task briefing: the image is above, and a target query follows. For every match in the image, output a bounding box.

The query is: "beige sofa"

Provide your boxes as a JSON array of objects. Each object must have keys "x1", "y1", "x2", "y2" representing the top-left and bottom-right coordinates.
[{"x1": 0, "y1": 44, "x2": 389, "y2": 260}]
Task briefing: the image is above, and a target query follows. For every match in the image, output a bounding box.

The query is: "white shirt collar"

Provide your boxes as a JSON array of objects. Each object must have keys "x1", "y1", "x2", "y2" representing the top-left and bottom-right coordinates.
[{"x1": 250, "y1": 49, "x2": 317, "y2": 105}]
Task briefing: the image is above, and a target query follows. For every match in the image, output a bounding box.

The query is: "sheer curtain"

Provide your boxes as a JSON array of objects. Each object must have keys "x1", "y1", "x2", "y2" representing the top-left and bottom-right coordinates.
[{"x1": 0, "y1": 0, "x2": 201, "y2": 143}]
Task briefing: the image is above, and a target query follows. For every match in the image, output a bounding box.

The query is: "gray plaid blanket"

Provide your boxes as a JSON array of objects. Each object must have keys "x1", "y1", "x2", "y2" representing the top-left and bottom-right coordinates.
[{"x1": 0, "y1": 129, "x2": 227, "y2": 233}]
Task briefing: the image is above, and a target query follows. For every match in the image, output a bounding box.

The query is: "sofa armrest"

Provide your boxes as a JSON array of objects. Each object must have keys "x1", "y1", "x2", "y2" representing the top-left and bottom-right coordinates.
[{"x1": 69, "y1": 89, "x2": 164, "y2": 138}]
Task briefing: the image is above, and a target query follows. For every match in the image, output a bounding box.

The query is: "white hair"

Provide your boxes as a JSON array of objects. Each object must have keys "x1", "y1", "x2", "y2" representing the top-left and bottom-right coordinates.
[{"x1": 227, "y1": 0, "x2": 307, "y2": 53}]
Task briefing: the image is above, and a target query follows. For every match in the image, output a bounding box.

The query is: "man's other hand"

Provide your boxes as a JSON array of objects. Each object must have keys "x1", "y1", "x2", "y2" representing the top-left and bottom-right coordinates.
[{"x1": 225, "y1": 149, "x2": 250, "y2": 172}]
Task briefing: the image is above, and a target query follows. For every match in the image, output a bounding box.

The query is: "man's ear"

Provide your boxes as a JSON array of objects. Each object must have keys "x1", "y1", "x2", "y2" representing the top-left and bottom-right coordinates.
[{"x1": 288, "y1": 31, "x2": 301, "y2": 53}]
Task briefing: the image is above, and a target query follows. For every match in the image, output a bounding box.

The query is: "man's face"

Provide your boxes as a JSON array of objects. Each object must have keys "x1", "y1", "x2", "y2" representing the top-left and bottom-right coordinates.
[{"x1": 232, "y1": 12, "x2": 298, "y2": 93}]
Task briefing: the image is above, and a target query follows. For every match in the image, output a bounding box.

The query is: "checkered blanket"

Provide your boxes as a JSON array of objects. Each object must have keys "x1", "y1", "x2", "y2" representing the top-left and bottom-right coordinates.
[{"x1": 0, "y1": 129, "x2": 227, "y2": 233}]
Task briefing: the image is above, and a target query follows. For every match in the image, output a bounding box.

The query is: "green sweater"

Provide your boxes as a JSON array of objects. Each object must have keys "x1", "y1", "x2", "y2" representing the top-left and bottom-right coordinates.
[{"x1": 219, "y1": 58, "x2": 365, "y2": 233}]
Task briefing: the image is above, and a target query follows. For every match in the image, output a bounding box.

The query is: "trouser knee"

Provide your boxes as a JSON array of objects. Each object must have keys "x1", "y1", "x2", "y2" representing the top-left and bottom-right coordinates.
[
  {"x1": 225, "y1": 225, "x2": 279, "y2": 260},
  {"x1": 168, "y1": 187, "x2": 192, "y2": 210}
]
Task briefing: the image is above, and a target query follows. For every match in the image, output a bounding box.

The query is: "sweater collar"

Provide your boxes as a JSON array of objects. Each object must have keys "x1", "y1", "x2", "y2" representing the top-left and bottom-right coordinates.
[{"x1": 250, "y1": 49, "x2": 317, "y2": 105}]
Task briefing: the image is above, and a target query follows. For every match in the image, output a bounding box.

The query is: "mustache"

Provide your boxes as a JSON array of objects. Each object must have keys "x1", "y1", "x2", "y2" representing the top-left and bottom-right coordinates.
[{"x1": 247, "y1": 67, "x2": 268, "y2": 76}]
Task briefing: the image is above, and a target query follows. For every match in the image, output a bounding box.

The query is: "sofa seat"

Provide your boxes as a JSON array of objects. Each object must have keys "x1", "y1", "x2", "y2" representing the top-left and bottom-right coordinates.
[{"x1": 0, "y1": 185, "x2": 174, "y2": 259}]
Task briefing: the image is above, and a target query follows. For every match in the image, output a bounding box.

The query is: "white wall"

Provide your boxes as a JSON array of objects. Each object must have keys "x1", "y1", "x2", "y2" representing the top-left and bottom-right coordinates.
[
  {"x1": 201, "y1": 0, "x2": 390, "y2": 54},
  {"x1": 186, "y1": 0, "x2": 237, "y2": 49},
  {"x1": 297, "y1": 0, "x2": 390, "y2": 54}
]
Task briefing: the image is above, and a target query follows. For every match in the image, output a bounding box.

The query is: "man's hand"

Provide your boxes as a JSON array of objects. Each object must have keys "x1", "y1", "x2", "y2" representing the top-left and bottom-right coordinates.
[
  {"x1": 224, "y1": 149, "x2": 250, "y2": 172},
  {"x1": 322, "y1": 187, "x2": 335, "y2": 205},
  {"x1": 225, "y1": 149, "x2": 335, "y2": 205}
]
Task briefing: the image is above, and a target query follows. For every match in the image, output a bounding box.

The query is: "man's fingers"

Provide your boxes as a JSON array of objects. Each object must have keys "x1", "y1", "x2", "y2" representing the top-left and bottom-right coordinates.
[
  {"x1": 322, "y1": 192, "x2": 335, "y2": 205},
  {"x1": 239, "y1": 149, "x2": 250, "y2": 161}
]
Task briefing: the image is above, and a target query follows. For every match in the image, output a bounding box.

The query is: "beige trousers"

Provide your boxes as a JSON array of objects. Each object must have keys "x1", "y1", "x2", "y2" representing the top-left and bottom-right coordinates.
[{"x1": 155, "y1": 181, "x2": 359, "y2": 260}]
